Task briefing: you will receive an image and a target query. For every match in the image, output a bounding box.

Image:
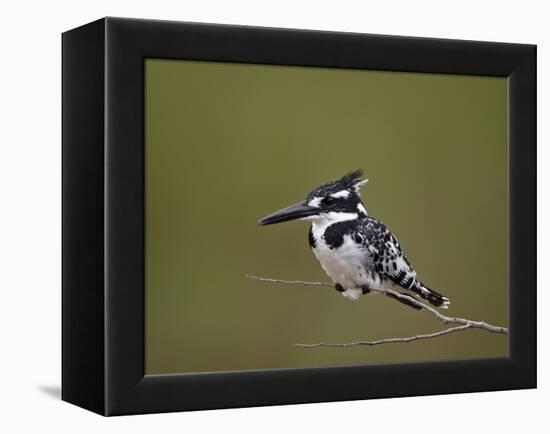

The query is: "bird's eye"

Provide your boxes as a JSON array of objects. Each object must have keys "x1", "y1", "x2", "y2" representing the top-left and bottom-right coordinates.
[{"x1": 323, "y1": 197, "x2": 337, "y2": 205}]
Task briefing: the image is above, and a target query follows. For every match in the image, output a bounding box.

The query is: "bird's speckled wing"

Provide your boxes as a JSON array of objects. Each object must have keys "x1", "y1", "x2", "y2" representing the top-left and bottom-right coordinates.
[{"x1": 357, "y1": 217, "x2": 419, "y2": 290}]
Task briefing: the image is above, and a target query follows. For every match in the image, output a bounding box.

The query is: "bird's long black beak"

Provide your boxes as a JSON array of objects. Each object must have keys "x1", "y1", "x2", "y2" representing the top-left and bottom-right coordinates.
[{"x1": 259, "y1": 202, "x2": 319, "y2": 226}]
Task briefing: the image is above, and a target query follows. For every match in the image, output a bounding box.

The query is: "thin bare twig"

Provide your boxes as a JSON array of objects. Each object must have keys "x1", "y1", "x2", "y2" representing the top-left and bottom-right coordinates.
[
  {"x1": 295, "y1": 324, "x2": 472, "y2": 348},
  {"x1": 246, "y1": 275, "x2": 509, "y2": 348}
]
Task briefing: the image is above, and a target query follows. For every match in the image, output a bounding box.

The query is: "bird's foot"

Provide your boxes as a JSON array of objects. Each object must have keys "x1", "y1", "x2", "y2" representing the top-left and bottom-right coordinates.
[
  {"x1": 361, "y1": 286, "x2": 371, "y2": 294},
  {"x1": 336, "y1": 284, "x2": 363, "y2": 301}
]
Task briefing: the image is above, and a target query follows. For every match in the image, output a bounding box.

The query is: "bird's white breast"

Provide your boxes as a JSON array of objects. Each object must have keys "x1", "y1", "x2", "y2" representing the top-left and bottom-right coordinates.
[{"x1": 310, "y1": 220, "x2": 379, "y2": 300}]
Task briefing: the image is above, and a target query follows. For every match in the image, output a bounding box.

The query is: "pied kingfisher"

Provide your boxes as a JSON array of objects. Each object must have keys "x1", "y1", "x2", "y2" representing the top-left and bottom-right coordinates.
[{"x1": 259, "y1": 169, "x2": 449, "y2": 309}]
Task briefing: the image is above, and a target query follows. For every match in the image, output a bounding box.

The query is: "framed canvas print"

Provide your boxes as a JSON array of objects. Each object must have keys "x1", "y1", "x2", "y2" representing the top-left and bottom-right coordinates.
[{"x1": 62, "y1": 17, "x2": 536, "y2": 416}]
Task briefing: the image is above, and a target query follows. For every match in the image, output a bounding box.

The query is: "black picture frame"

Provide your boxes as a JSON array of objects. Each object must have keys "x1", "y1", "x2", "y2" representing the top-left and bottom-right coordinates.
[{"x1": 62, "y1": 17, "x2": 536, "y2": 416}]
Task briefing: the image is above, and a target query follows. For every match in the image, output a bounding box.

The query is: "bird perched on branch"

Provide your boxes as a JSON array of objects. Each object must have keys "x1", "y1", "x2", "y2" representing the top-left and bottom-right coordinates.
[{"x1": 258, "y1": 169, "x2": 449, "y2": 309}]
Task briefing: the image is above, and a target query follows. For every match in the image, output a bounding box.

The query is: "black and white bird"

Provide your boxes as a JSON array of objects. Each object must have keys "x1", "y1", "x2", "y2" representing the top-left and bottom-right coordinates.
[{"x1": 259, "y1": 170, "x2": 449, "y2": 309}]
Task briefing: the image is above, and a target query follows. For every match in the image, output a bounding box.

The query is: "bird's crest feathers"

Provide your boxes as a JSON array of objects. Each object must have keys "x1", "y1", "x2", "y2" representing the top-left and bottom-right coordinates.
[
  {"x1": 337, "y1": 169, "x2": 368, "y2": 191},
  {"x1": 306, "y1": 169, "x2": 368, "y2": 201}
]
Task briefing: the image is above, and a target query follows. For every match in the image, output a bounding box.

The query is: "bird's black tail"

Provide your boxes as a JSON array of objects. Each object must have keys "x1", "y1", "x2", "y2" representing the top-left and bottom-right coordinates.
[{"x1": 413, "y1": 283, "x2": 450, "y2": 308}]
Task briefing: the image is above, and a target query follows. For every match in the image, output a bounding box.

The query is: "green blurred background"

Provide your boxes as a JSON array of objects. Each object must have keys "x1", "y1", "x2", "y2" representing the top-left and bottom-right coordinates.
[{"x1": 145, "y1": 59, "x2": 508, "y2": 374}]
